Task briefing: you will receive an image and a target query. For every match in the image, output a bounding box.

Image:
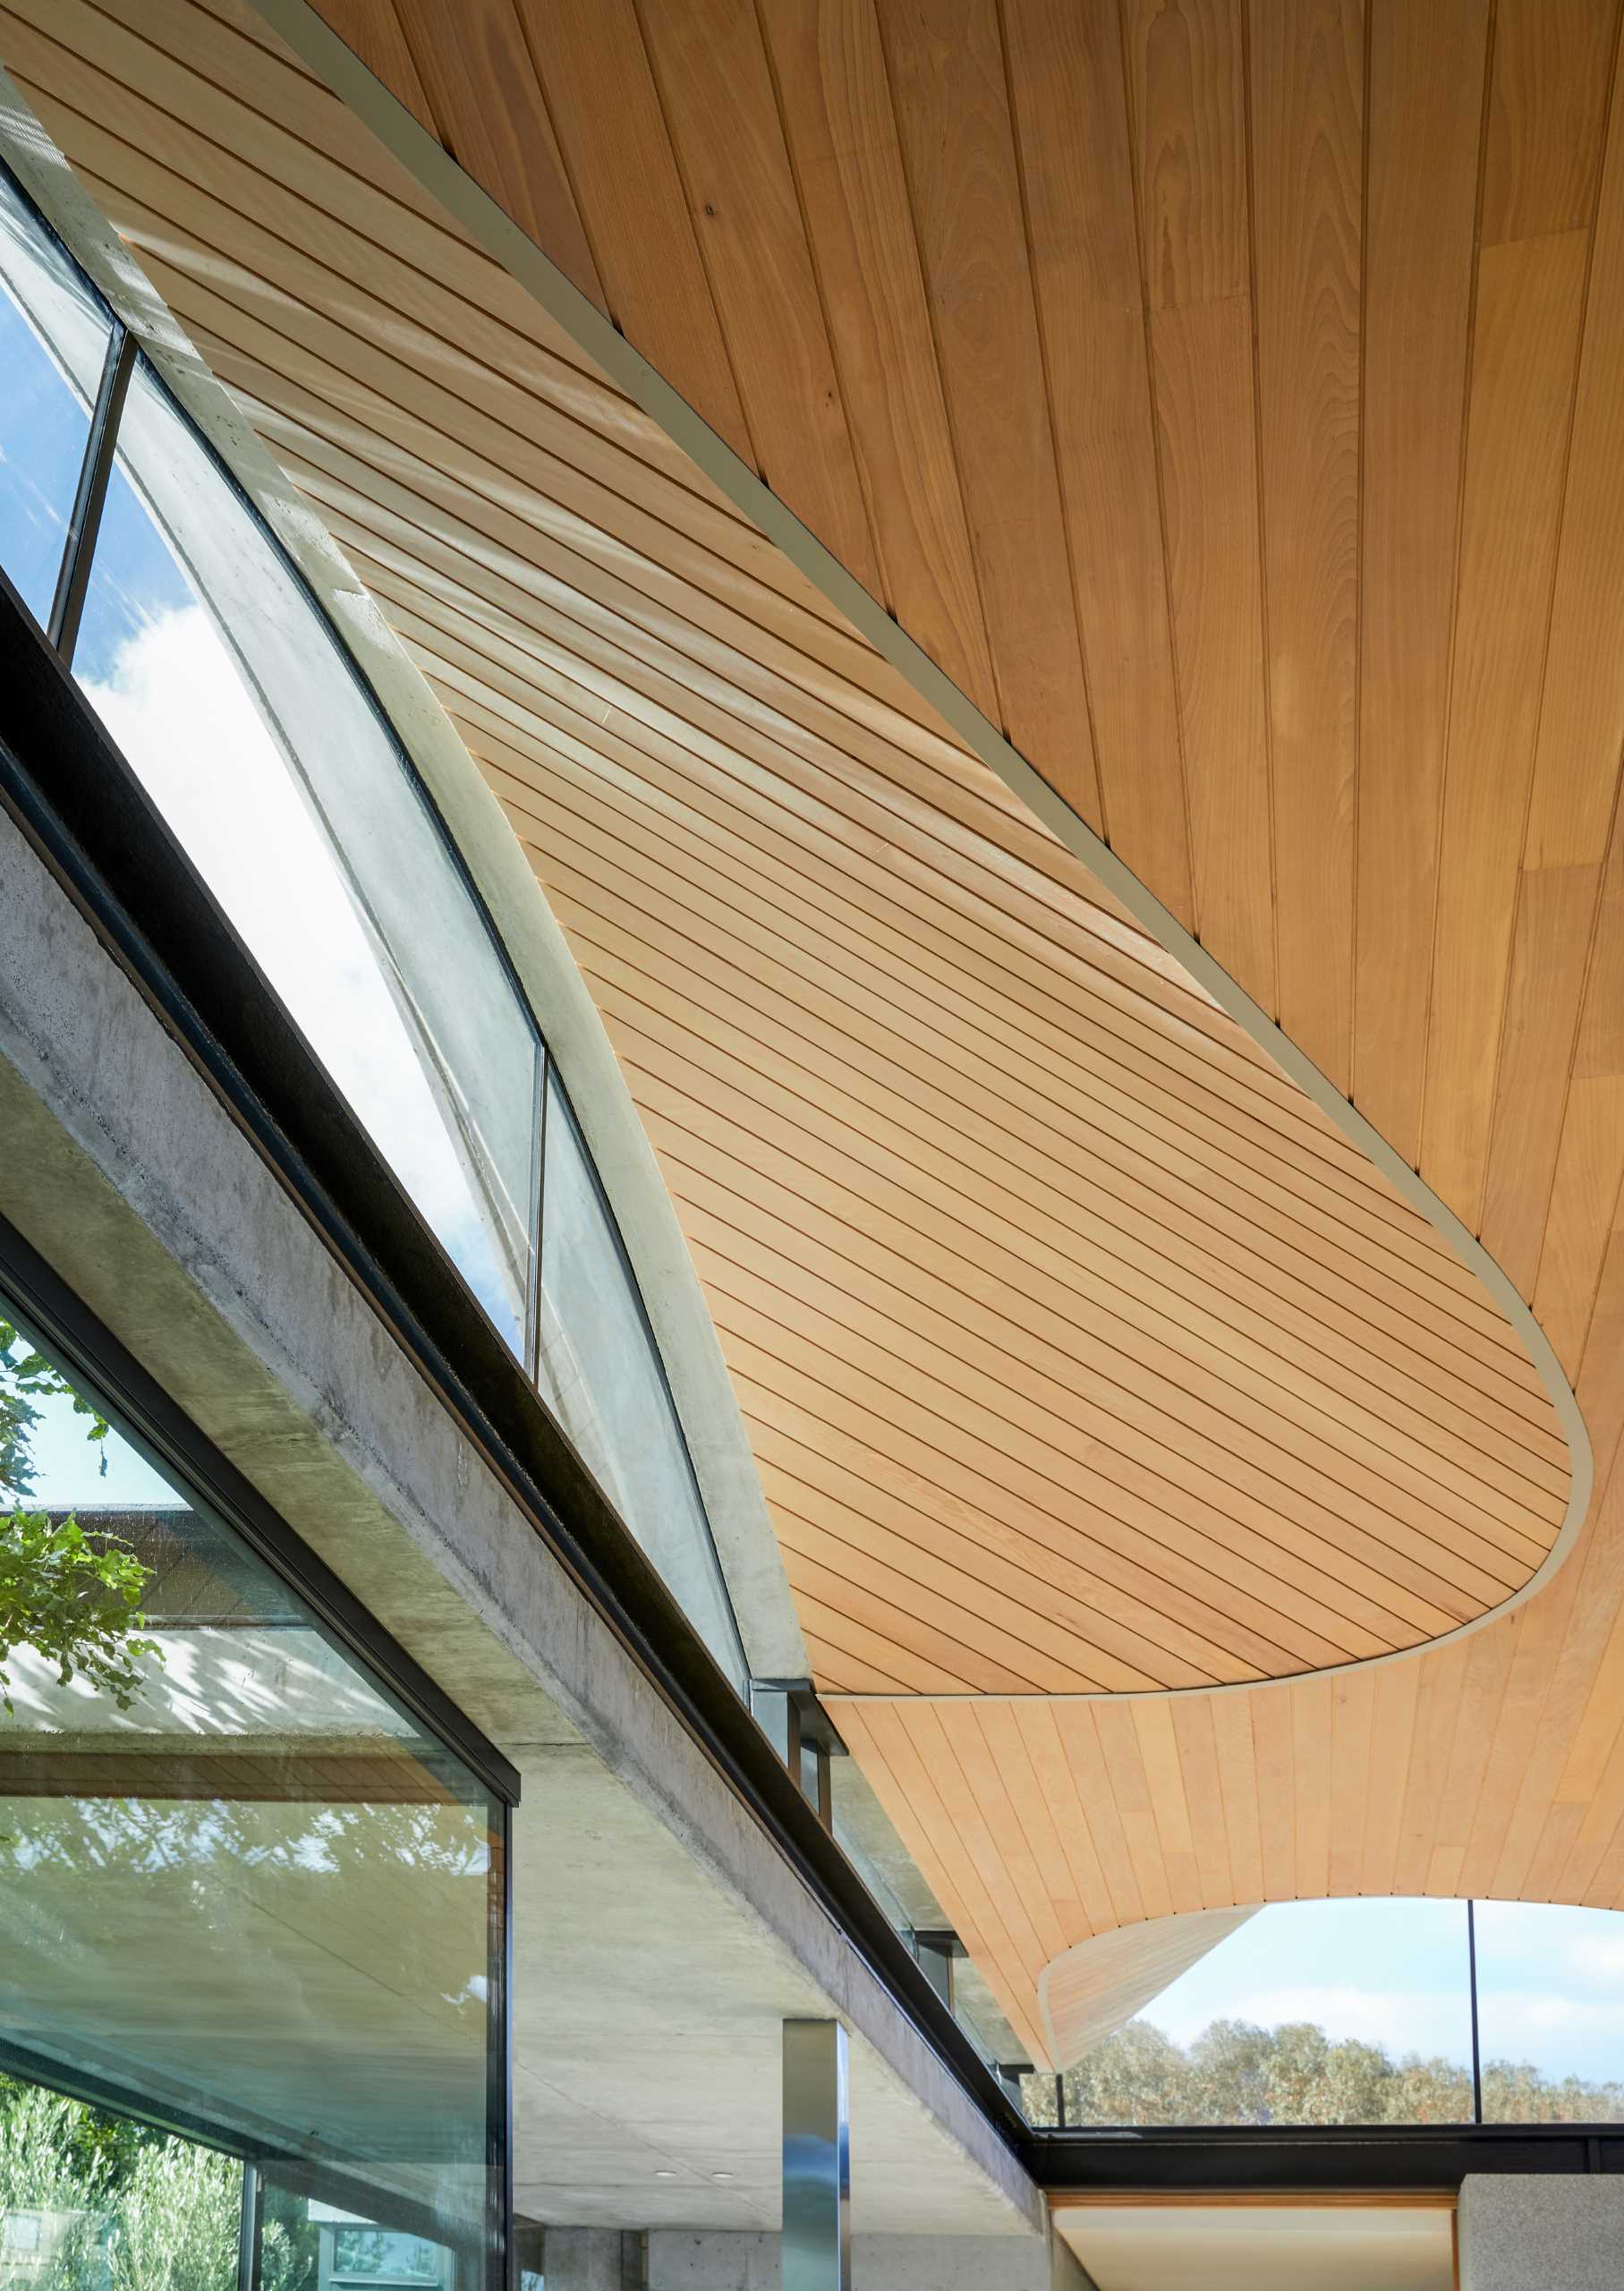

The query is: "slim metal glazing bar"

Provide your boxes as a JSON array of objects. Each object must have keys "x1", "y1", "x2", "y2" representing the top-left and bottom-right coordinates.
[{"x1": 47, "y1": 319, "x2": 132, "y2": 664}]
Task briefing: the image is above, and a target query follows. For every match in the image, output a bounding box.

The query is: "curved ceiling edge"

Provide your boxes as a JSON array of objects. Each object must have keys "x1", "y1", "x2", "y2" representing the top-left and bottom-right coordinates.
[
  {"x1": 251, "y1": 0, "x2": 1592, "y2": 1686},
  {"x1": 0, "y1": 70, "x2": 810, "y2": 1684},
  {"x1": 1038, "y1": 1908, "x2": 1261, "y2": 2074}
]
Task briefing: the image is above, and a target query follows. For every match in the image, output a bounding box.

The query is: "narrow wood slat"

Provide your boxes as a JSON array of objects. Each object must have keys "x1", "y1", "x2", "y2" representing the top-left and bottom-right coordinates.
[
  {"x1": 999, "y1": 0, "x2": 1195, "y2": 923},
  {"x1": 1421, "y1": 228, "x2": 1590, "y2": 1228},
  {"x1": 515, "y1": 0, "x2": 753, "y2": 456},
  {"x1": 385, "y1": 0, "x2": 607, "y2": 311},
  {"x1": 1480, "y1": 864, "x2": 1603, "y2": 1296},
  {"x1": 1247, "y1": 0, "x2": 1362, "y2": 1091},
  {"x1": 1523, "y1": 32, "x2": 1624, "y2": 875},
  {"x1": 1480, "y1": 0, "x2": 1620, "y2": 247},
  {"x1": 1355, "y1": 0, "x2": 1490, "y2": 1164},
  {"x1": 875, "y1": 0, "x2": 1102, "y2": 831},
  {"x1": 305, "y1": 0, "x2": 435, "y2": 129},
  {"x1": 755, "y1": 0, "x2": 999, "y2": 717},
  {"x1": 633, "y1": 0, "x2": 880, "y2": 588}
]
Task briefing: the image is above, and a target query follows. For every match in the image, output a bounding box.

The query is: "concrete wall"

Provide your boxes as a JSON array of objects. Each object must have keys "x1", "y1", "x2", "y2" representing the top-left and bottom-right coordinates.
[
  {"x1": 646, "y1": 2231, "x2": 1096, "y2": 2290},
  {"x1": 1458, "y1": 2175, "x2": 1624, "y2": 2290}
]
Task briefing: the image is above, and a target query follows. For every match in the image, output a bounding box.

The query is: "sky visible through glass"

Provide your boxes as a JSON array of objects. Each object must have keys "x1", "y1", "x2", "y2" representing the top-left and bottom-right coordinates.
[
  {"x1": 73, "y1": 454, "x2": 525, "y2": 1352},
  {"x1": 1131, "y1": 1893, "x2": 1624, "y2": 2088},
  {"x1": 0, "y1": 289, "x2": 92, "y2": 625},
  {"x1": 0, "y1": 246, "x2": 526, "y2": 1357}
]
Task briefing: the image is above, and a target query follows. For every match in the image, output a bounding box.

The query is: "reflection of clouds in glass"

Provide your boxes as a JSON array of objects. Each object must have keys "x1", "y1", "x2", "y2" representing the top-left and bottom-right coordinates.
[{"x1": 80, "y1": 606, "x2": 498, "y2": 1282}]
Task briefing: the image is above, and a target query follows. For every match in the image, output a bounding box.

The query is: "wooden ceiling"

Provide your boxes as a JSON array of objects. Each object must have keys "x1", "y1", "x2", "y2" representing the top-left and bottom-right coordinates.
[{"x1": 7, "y1": 0, "x2": 1623, "y2": 2070}]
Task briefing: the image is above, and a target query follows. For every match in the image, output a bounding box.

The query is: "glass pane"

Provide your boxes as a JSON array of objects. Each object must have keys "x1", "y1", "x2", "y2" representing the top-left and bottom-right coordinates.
[
  {"x1": 1059, "y1": 1899, "x2": 1475, "y2": 2125},
  {"x1": 70, "y1": 357, "x2": 539, "y2": 1355},
  {"x1": 539, "y1": 1076, "x2": 745, "y2": 1688},
  {"x1": 0, "y1": 1307, "x2": 503, "y2": 2280},
  {"x1": 0, "y1": 2072, "x2": 248, "y2": 2290},
  {"x1": 1475, "y1": 1901, "x2": 1624, "y2": 2121},
  {"x1": 0, "y1": 167, "x2": 111, "y2": 626}
]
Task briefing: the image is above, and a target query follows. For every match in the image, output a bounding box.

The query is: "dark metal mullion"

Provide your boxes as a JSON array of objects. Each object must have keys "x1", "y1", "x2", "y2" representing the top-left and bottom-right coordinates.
[
  {"x1": 236, "y1": 2161, "x2": 262, "y2": 2291},
  {"x1": 527, "y1": 1051, "x2": 548, "y2": 1388},
  {"x1": 47, "y1": 321, "x2": 134, "y2": 665},
  {"x1": 491, "y1": 1799, "x2": 514, "y2": 2291},
  {"x1": 1467, "y1": 1897, "x2": 1485, "y2": 2125}
]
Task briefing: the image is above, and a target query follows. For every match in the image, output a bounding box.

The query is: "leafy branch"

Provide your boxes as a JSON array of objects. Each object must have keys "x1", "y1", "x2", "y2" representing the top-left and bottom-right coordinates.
[
  {"x1": 1, "y1": 1319, "x2": 159, "y2": 1715},
  {"x1": 0, "y1": 1510, "x2": 161, "y2": 1714},
  {"x1": 0, "y1": 1315, "x2": 109, "y2": 1503}
]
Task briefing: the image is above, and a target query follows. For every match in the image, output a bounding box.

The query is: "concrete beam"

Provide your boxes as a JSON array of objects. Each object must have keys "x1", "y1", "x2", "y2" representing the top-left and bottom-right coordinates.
[
  {"x1": 647, "y1": 2232, "x2": 1095, "y2": 2290},
  {"x1": 0, "y1": 805, "x2": 1041, "y2": 2238}
]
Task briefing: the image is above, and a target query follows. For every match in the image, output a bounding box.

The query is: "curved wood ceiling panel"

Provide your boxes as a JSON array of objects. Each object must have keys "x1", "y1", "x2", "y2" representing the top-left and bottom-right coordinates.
[
  {"x1": 1, "y1": 0, "x2": 1577, "y2": 1699},
  {"x1": 9, "y1": 0, "x2": 1620, "y2": 2070}
]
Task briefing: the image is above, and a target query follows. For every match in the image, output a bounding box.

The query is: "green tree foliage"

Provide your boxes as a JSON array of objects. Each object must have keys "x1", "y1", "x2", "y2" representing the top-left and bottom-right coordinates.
[
  {"x1": 0, "y1": 1322, "x2": 158, "y2": 1716},
  {"x1": 1048, "y1": 2016, "x2": 1624, "y2": 2126},
  {"x1": 0, "y1": 2074, "x2": 315, "y2": 2290},
  {"x1": 0, "y1": 1321, "x2": 107, "y2": 1503}
]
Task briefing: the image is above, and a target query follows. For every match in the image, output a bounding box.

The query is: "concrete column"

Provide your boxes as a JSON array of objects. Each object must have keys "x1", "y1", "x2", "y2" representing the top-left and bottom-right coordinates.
[
  {"x1": 1458, "y1": 2175, "x2": 1624, "y2": 2288},
  {"x1": 544, "y1": 2228, "x2": 647, "y2": 2291}
]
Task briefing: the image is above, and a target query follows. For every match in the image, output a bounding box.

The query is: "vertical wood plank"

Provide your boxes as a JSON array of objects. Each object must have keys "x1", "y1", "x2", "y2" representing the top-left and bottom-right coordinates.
[
  {"x1": 1247, "y1": 0, "x2": 1363, "y2": 1090},
  {"x1": 1356, "y1": 0, "x2": 1489, "y2": 1163},
  {"x1": 877, "y1": 0, "x2": 1103, "y2": 830},
  {"x1": 1361, "y1": 1657, "x2": 1420, "y2": 1892},
  {"x1": 1123, "y1": 0, "x2": 1249, "y2": 304},
  {"x1": 756, "y1": 0, "x2": 999, "y2": 713},
  {"x1": 1148, "y1": 297, "x2": 1275, "y2": 1004},
  {"x1": 1523, "y1": 40, "x2": 1624, "y2": 873},
  {"x1": 1125, "y1": 0, "x2": 1275, "y2": 1004},
  {"x1": 1250, "y1": 1682, "x2": 1297, "y2": 1900},
  {"x1": 1013, "y1": 1701, "x2": 1118, "y2": 1932},
  {"x1": 310, "y1": 0, "x2": 436, "y2": 128},
  {"x1": 1421, "y1": 229, "x2": 1589, "y2": 1227},
  {"x1": 1133, "y1": 1697, "x2": 1204, "y2": 1912},
  {"x1": 1210, "y1": 1689, "x2": 1265, "y2": 1903},
  {"x1": 1327, "y1": 1667, "x2": 1374, "y2": 1895},
  {"x1": 1055, "y1": 1702, "x2": 1148, "y2": 1926},
  {"x1": 1482, "y1": 0, "x2": 1620, "y2": 245},
  {"x1": 633, "y1": 0, "x2": 881, "y2": 586},
  {"x1": 1170, "y1": 1693, "x2": 1237, "y2": 1905},
  {"x1": 1000, "y1": 0, "x2": 1195, "y2": 920},
  {"x1": 513, "y1": 0, "x2": 753, "y2": 455},
  {"x1": 1290, "y1": 1673, "x2": 1334, "y2": 1898},
  {"x1": 386, "y1": 0, "x2": 607, "y2": 310},
  {"x1": 1093, "y1": 1699, "x2": 1176, "y2": 1920},
  {"x1": 1480, "y1": 864, "x2": 1603, "y2": 1294}
]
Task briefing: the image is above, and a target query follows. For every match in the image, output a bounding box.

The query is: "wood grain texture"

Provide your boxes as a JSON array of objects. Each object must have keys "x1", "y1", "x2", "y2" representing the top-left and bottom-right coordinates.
[
  {"x1": 1355, "y1": 0, "x2": 1491, "y2": 1166},
  {"x1": 14, "y1": 0, "x2": 1624, "y2": 2078},
  {"x1": 1246, "y1": 0, "x2": 1362, "y2": 1090},
  {"x1": 1420, "y1": 227, "x2": 1588, "y2": 1229},
  {"x1": 874, "y1": 0, "x2": 1101, "y2": 830},
  {"x1": 999, "y1": 0, "x2": 1195, "y2": 923}
]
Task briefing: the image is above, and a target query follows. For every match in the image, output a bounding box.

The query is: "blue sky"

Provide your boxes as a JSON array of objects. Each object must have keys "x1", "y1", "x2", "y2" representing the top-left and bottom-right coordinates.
[
  {"x1": 1140, "y1": 1893, "x2": 1624, "y2": 2084},
  {"x1": 8, "y1": 1372, "x2": 176, "y2": 1509}
]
